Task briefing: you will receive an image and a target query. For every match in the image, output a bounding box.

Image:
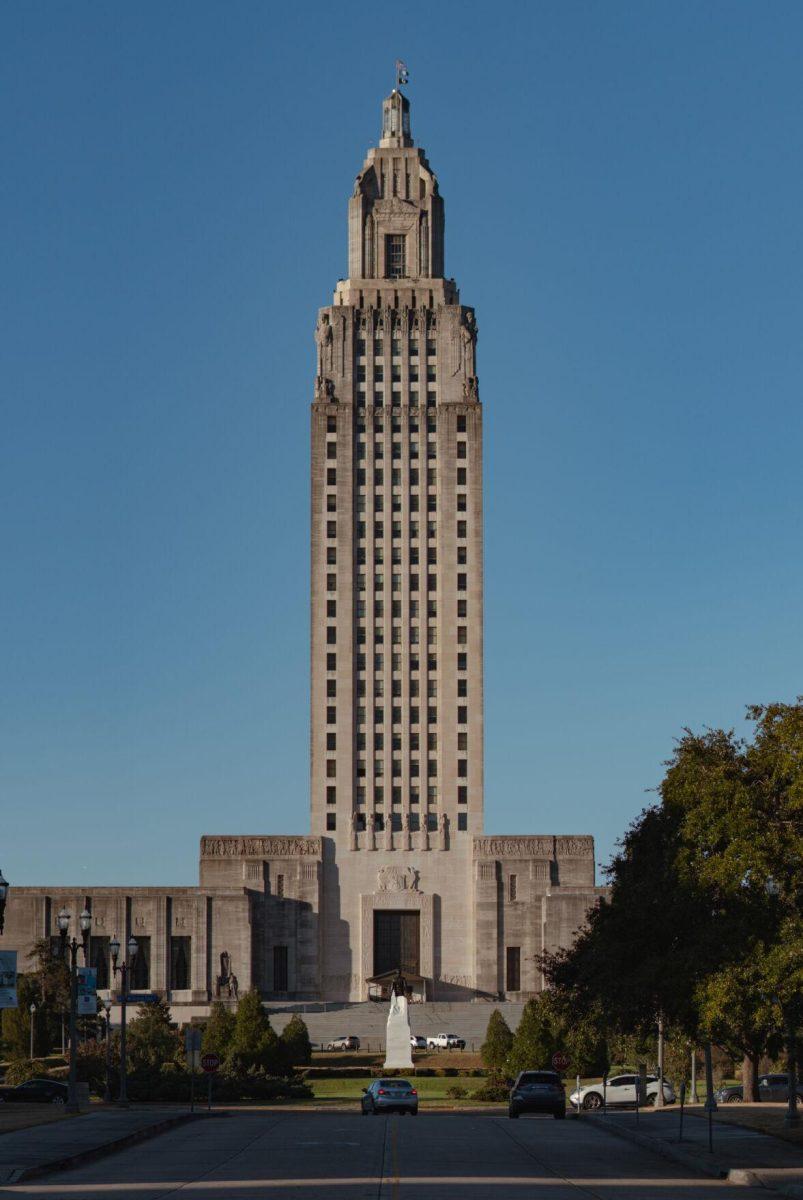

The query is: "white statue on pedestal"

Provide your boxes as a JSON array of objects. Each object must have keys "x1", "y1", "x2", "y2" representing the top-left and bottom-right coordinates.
[{"x1": 383, "y1": 972, "x2": 413, "y2": 1069}]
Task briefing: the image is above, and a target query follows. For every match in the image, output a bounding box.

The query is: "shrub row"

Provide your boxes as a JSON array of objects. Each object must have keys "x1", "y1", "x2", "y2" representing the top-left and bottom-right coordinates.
[{"x1": 301, "y1": 1066, "x2": 487, "y2": 1079}]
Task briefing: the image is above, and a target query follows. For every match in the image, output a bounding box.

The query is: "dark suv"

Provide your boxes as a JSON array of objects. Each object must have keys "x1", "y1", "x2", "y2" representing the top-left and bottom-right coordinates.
[{"x1": 509, "y1": 1070, "x2": 566, "y2": 1119}]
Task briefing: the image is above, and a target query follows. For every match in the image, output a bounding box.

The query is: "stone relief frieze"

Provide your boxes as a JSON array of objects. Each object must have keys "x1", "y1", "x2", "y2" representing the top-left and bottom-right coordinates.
[
  {"x1": 555, "y1": 836, "x2": 594, "y2": 858},
  {"x1": 377, "y1": 865, "x2": 419, "y2": 893},
  {"x1": 473, "y1": 836, "x2": 555, "y2": 859},
  {"x1": 200, "y1": 836, "x2": 322, "y2": 859}
]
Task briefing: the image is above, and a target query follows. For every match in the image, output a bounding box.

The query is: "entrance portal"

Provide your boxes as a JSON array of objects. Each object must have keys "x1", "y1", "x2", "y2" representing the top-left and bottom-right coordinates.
[{"x1": 373, "y1": 909, "x2": 420, "y2": 976}]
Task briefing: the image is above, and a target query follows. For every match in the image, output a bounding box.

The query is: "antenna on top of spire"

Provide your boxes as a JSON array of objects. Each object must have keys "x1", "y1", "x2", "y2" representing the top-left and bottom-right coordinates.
[{"x1": 395, "y1": 60, "x2": 409, "y2": 90}]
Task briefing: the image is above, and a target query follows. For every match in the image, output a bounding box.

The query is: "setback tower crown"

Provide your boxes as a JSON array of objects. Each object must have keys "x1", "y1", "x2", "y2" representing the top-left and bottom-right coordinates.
[{"x1": 340, "y1": 91, "x2": 446, "y2": 296}]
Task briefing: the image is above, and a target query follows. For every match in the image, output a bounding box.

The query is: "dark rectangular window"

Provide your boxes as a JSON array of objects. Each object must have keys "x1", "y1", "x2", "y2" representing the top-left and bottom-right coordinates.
[
  {"x1": 169, "y1": 936, "x2": 191, "y2": 991},
  {"x1": 326, "y1": 812, "x2": 336, "y2": 831},
  {"x1": 276, "y1": 873, "x2": 285, "y2": 898},
  {"x1": 385, "y1": 234, "x2": 406, "y2": 278},
  {"x1": 326, "y1": 786, "x2": 336, "y2": 804},
  {"x1": 506, "y1": 946, "x2": 521, "y2": 992},
  {"x1": 458, "y1": 785, "x2": 468, "y2": 804},
  {"x1": 509, "y1": 874, "x2": 517, "y2": 902},
  {"x1": 458, "y1": 812, "x2": 468, "y2": 831},
  {"x1": 327, "y1": 468, "x2": 336, "y2": 485},
  {"x1": 273, "y1": 945, "x2": 288, "y2": 992},
  {"x1": 89, "y1": 936, "x2": 110, "y2": 991},
  {"x1": 131, "y1": 936, "x2": 151, "y2": 991},
  {"x1": 457, "y1": 468, "x2": 466, "y2": 485}
]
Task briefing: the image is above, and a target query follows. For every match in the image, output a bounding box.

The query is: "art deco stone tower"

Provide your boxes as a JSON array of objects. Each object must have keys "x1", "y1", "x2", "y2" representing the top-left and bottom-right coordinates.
[{"x1": 311, "y1": 89, "x2": 483, "y2": 852}]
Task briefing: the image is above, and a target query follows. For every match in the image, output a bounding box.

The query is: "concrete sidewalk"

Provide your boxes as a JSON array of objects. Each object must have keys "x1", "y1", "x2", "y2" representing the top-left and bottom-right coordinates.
[
  {"x1": 0, "y1": 1106, "x2": 208, "y2": 1185},
  {"x1": 591, "y1": 1107, "x2": 803, "y2": 1197}
]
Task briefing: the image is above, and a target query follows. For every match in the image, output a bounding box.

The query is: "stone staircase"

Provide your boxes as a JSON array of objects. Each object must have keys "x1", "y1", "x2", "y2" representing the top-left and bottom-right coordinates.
[{"x1": 263, "y1": 1000, "x2": 527, "y2": 1053}]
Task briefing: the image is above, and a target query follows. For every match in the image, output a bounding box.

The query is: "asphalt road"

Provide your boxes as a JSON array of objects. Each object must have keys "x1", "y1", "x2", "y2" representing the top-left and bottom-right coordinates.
[{"x1": 0, "y1": 1110, "x2": 771, "y2": 1199}]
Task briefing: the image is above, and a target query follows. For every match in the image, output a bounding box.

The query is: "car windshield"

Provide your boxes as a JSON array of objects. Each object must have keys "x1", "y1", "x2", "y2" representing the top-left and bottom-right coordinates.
[
  {"x1": 519, "y1": 1073, "x2": 560, "y2": 1086},
  {"x1": 379, "y1": 1079, "x2": 411, "y2": 1089}
]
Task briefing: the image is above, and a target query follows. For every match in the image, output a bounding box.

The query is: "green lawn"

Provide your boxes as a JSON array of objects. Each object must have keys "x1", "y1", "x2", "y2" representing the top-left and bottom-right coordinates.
[{"x1": 308, "y1": 1076, "x2": 491, "y2": 1104}]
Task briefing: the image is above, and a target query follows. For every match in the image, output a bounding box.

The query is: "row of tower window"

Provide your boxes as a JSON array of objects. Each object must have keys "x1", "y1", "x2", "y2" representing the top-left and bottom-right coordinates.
[
  {"x1": 326, "y1": 414, "x2": 468, "y2": 433},
  {"x1": 336, "y1": 548, "x2": 468, "y2": 567},
  {"x1": 328, "y1": 786, "x2": 469, "y2": 807},
  {"x1": 332, "y1": 493, "x2": 468, "y2": 513},
  {"x1": 323, "y1": 662, "x2": 469, "y2": 696},
  {"x1": 332, "y1": 522, "x2": 468, "y2": 541},
  {"x1": 326, "y1": 574, "x2": 471, "y2": 592},
  {"x1": 323, "y1": 812, "x2": 470, "y2": 832},
  {"x1": 355, "y1": 338, "x2": 436, "y2": 358},
  {"x1": 326, "y1": 759, "x2": 469, "y2": 778},
  {"x1": 326, "y1": 706, "x2": 469, "y2": 727},
  {"x1": 325, "y1": 729, "x2": 468, "y2": 749},
  {"x1": 324, "y1": 468, "x2": 469, "y2": 487}
]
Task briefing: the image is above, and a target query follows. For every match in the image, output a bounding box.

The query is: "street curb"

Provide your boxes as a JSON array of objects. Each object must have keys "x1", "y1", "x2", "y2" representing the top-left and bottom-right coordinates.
[
  {"x1": 5, "y1": 1111, "x2": 217, "y2": 1184},
  {"x1": 590, "y1": 1115, "x2": 726, "y2": 1179},
  {"x1": 590, "y1": 1116, "x2": 803, "y2": 1198}
]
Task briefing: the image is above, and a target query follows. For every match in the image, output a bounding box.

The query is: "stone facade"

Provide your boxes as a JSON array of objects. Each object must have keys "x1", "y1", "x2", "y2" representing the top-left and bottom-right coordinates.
[{"x1": 2, "y1": 89, "x2": 604, "y2": 1010}]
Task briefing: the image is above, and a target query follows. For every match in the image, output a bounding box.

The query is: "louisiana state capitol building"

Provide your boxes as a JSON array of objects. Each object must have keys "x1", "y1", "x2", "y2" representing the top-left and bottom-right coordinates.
[{"x1": 5, "y1": 90, "x2": 603, "y2": 1012}]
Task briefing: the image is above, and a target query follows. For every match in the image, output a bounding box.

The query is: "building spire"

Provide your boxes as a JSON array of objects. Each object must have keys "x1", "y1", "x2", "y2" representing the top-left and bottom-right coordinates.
[{"x1": 380, "y1": 87, "x2": 412, "y2": 149}]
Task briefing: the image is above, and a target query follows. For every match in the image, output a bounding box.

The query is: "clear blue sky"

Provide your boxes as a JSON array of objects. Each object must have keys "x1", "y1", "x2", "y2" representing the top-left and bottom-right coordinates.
[{"x1": 2, "y1": 2, "x2": 802, "y2": 887}]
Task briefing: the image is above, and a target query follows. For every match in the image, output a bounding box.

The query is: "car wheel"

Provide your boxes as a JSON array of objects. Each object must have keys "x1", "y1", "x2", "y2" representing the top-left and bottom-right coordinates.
[
  {"x1": 725, "y1": 1095, "x2": 742, "y2": 1104},
  {"x1": 51, "y1": 1097, "x2": 66, "y2": 1106},
  {"x1": 554, "y1": 1110, "x2": 566, "y2": 1120},
  {"x1": 508, "y1": 1107, "x2": 520, "y2": 1119},
  {"x1": 582, "y1": 1093, "x2": 602, "y2": 1110},
  {"x1": 645, "y1": 1094, "x2": 656, "y2": 1107},
  {"x1": 410, "y1": 1109, "x2": 418, "y2": 1117}
]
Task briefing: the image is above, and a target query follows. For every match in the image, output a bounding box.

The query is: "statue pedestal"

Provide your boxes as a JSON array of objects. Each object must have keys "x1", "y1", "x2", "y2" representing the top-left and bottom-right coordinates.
[{"x1": 383, "y1": 992, "x2": 413, "y2": 1069}]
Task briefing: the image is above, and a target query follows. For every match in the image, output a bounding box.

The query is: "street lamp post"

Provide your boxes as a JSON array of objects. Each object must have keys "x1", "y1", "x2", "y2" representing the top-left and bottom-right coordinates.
[
  {"x1": 57, "y1": 906, "x2": 92, "y2": 1114},
  {"x1": 29, "y1": 1003, "x2": 36, "y2": 1061},
  {"x1": 110, "y1": 934, "x2": 138, "y2": 1107},
  {"x1": 102, "y1": 998, "x2": 113, "y2": 1104},
  {"x1": 0, "y1": 868, "x2": 9, "y2": 934}
]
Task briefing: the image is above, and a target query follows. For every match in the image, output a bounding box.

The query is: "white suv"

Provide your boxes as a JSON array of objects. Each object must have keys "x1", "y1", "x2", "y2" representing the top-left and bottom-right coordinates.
[{"x1": 571, "y1": 1074, "x2": 675, "y2": 1109}]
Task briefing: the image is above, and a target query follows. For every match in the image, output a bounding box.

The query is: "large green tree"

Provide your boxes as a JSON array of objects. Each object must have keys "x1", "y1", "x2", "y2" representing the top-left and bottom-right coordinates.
[
  {"x1": 126, "y1": 997, "x2": 182, "y2": 1072},
  {"x1": 506, "y1": 996, "x2": 561, "y2": 1076},
  {"x1": 481, "y1": 1009, "x2": 514, "y2": 1072},
  {"x1": 227, "y1": 991, "x2": 282, "y2": 1075},
  {"x1": 279, "y1": 1014, "x2": 312, "y2": 1067},
  {"x1": 545, "y1": 699, "x2": 803, "y2": 1100},
  {"x1": 202, "y1": 1001, "x2": 236, "y2": 1059}
]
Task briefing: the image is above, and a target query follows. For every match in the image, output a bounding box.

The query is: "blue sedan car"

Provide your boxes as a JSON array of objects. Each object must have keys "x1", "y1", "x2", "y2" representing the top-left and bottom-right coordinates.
[{"x1": 361, "y1": 1079, "x2": 419, "y2": 1115}]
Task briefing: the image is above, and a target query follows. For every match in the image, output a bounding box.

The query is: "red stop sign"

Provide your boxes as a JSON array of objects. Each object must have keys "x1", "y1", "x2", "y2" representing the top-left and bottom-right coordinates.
[
  {"x1": 551, "y1": 1051, "x2": 570, "y2": 1072},
  {"x1": 201, "y1": 1053, "x2": 221, "y2": 1073}
]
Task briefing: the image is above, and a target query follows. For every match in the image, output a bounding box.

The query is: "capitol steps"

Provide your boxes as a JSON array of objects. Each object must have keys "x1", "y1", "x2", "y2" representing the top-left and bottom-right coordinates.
[{"x1": 263, "y1": 1000, "x2": 528, "y2": 1052}]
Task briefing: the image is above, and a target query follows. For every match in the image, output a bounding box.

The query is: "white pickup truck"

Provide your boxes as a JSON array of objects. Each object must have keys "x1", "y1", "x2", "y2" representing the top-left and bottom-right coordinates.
[{"x1": 426, "y1": 1032, "x2": 466, "y2": 1050}]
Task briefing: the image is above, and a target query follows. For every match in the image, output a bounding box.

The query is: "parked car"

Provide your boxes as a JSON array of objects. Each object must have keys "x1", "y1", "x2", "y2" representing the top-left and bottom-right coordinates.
[
  {"x1": 570, "y1": 1074, "x2": 675, "y2": 1109},
  {"x1": 426, "y1": 1032, "x2": 466, "y2": 1050},
  {"x1": 509, "y1": 1070, "x2": 566, "y2": 1119},
  {"x1": 326, "y1": 1035, "x2": 360, "y2": 1051},
  {"x1": 715, "y1": 1075, "x2": 803, "y2": 1105},
  {"x1": 410, "y1": 1035, "x2": 427, "y2": 1050},
  {"x1": 0, "y1": 1079, "x2": 69, "y2": 1106},
  {"x1": 361, "y1": 1078, "x2": 418, "y2": 1116}
]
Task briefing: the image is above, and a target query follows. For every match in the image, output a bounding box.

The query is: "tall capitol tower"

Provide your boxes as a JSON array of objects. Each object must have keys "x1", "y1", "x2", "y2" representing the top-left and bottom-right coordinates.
[
  {"x1": 310, "y1": 87, "x2": 483, "y2": 853},
  {"x1": 3, "y1": 85, "x2": 601, "y2": 1011}
]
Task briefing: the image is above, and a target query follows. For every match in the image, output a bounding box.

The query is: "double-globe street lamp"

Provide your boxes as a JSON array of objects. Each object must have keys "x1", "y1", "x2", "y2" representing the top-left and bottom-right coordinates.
[
  {"x1": 57, "y1": 905, "x2": 92, "y2": 1114},
  {"x1": 109, "y1": 934, "x2": 138, "y2": 1107}
]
